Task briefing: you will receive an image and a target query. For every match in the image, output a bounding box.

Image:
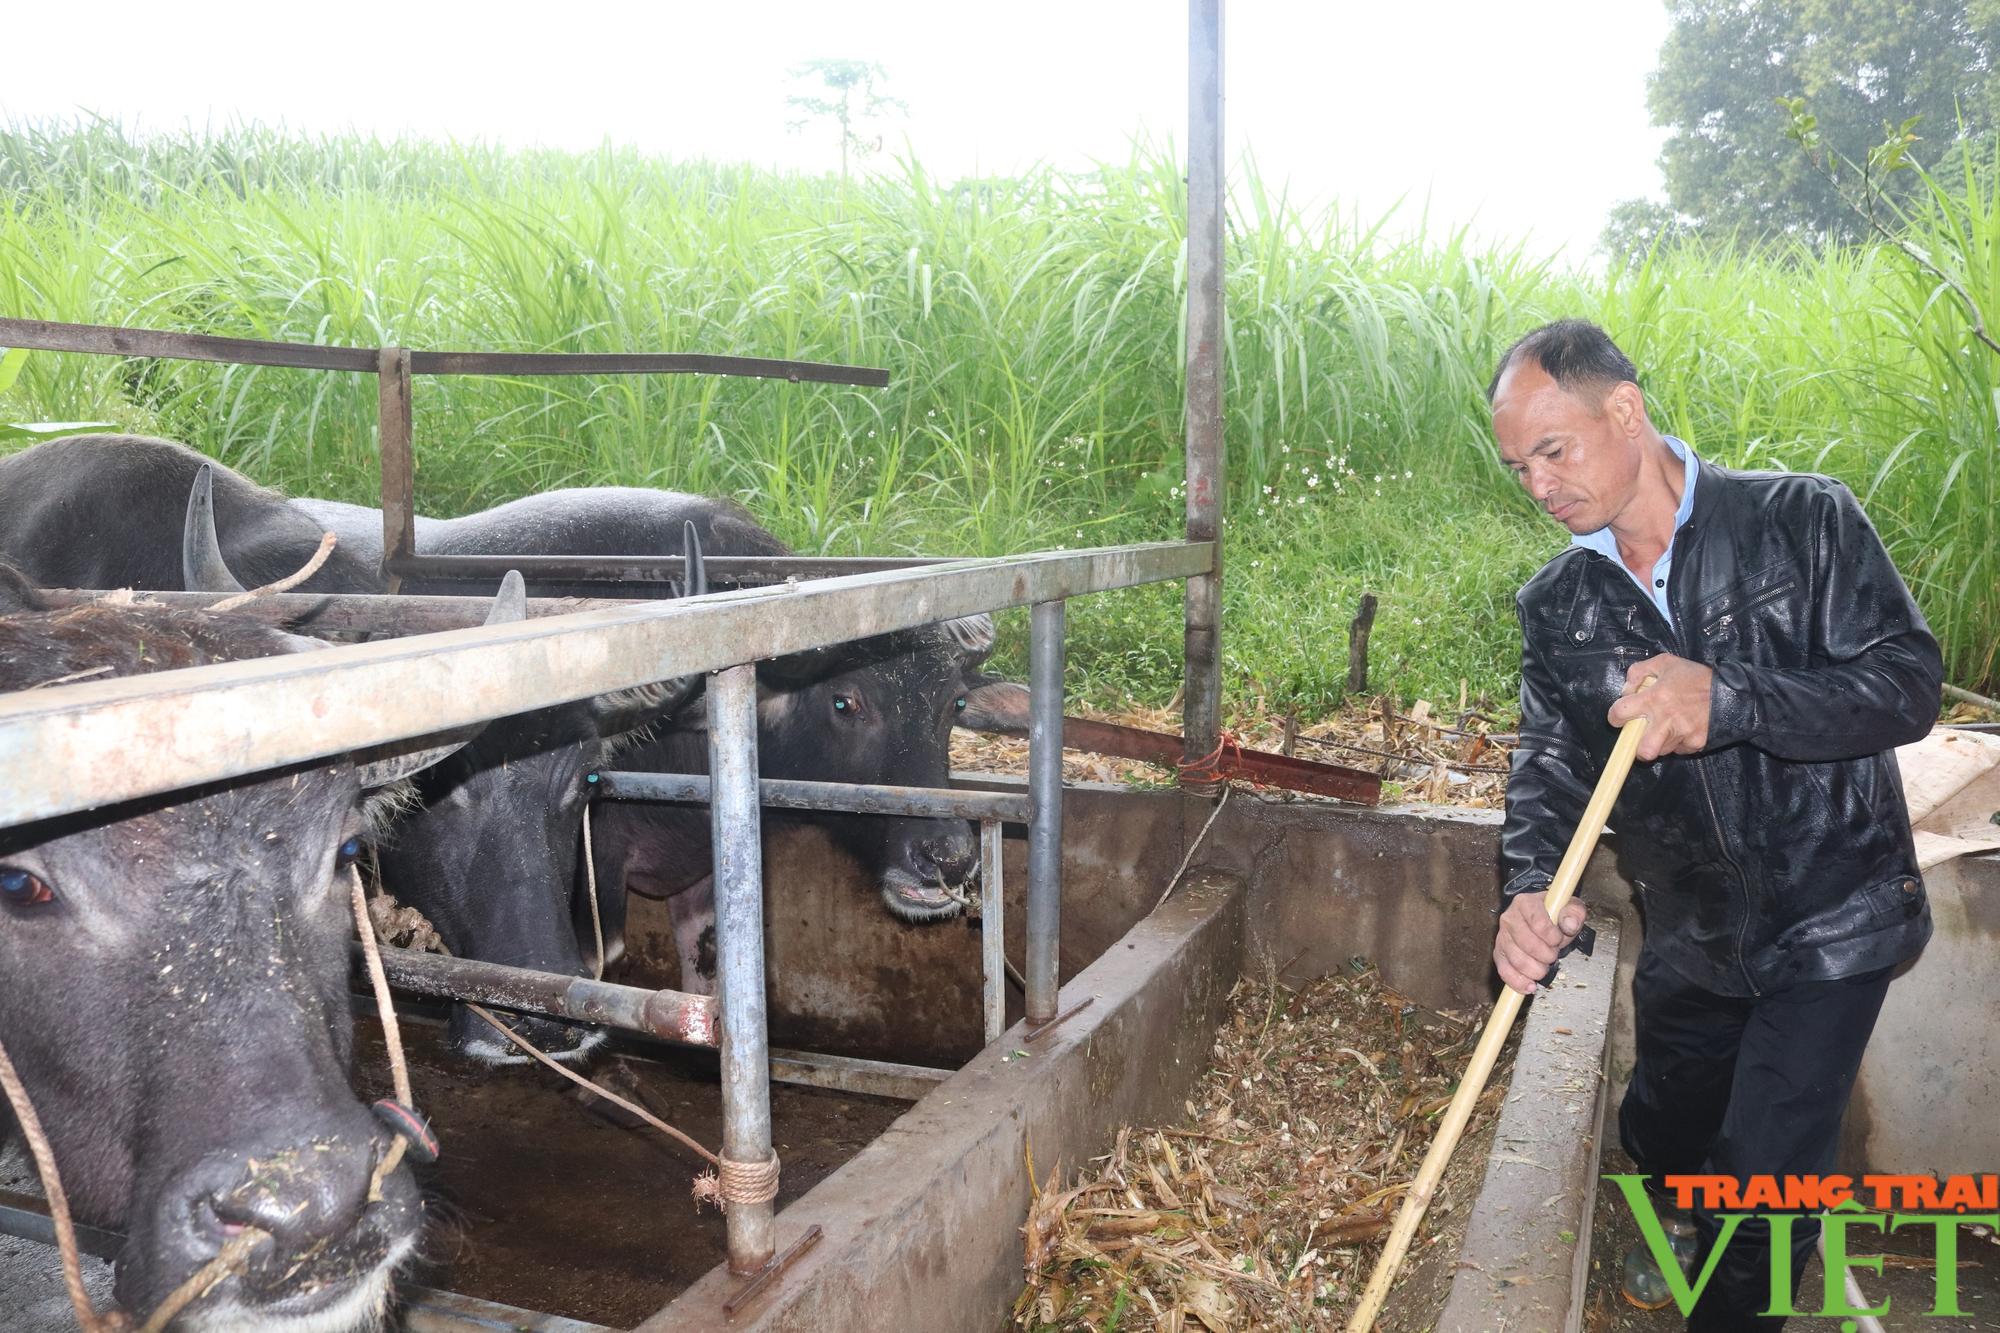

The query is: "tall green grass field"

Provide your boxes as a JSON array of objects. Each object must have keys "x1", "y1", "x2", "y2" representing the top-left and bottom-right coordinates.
[{"x1": 3, "y1": 123, "x2": 1995, "y2": 708}]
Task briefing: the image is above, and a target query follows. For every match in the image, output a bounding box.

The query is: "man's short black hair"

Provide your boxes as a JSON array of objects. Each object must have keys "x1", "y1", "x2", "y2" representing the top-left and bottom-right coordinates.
[{"x1": 1487, "y1": 319, "x2": 1639, "y2": 405}]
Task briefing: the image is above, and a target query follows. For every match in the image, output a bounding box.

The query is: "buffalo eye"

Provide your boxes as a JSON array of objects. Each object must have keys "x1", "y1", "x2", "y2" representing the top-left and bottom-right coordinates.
[
  {"x1": 335, "y1": 837, "x2": 364, "y2": 871},
  {"x1": 0, "y1": 867, "x2": 54, "y2": 909},
  {"x1": 832, "y1": 693, "x2": 861, "y2": 717},
  {"x1": 954, "y1": 696, "x2": 968, "y2": 712}
]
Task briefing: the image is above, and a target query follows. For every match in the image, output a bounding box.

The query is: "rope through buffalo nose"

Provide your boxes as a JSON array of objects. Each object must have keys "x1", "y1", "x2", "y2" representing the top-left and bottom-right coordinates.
[{"x1": 0, "y1": 867, "x2": 421, "y2": 1333}]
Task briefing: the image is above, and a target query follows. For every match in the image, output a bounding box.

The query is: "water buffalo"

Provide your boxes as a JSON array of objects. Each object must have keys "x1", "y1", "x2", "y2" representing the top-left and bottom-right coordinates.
[
  {"x1": 0, "y1": 583, "x2": 437, "y2": 1330},
  {"x1": 0, "y1": 433, "x2": 382, "y2": 593},
  {"x1": 288, "y1": 486, "x2": 1030, "y2": 990},
  {"x1": 0, "y1": 435, "x2": 693, "y2": 1065}
]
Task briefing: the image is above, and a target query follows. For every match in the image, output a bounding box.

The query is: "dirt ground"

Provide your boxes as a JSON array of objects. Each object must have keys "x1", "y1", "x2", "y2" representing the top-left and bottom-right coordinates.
[{"x1": 950, "y1": 698, "x2": 1513, "y2": 810}]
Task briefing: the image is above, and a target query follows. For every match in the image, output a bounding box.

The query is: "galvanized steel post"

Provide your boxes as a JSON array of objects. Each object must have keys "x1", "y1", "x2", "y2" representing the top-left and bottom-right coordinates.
[
  {"x1": 1182, "y1": 0, "x2": 1226, "y2": 781},
  {"x1": 980, "y1": 819, "x2": 1005, "y2": 1044},
  {"x1": 709, "y1": 663, "x2": 776, "y2": 1273},
  {"x1": 1025, "y1": 600, "x2": 1066, "y2": 1025}
]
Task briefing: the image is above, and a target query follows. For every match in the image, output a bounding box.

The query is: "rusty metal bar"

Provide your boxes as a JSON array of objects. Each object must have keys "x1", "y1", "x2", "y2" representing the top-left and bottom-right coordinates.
[
  {"x1": 384, "y1": 551, "x2": 945, "y2": 586},
  {"x1": 980, "y1": 818, "x2": 1006, "y2": 1045},
  {"x1": 721, "y1": 1225, "x2": 825, "y2": 1321},
  {"x1": 766, "y1": 1050, "x2": 950, "y2": 1102},
  {"x1": 377, "y1": 346, "x2": 417, "y2": 573},
  {"x1": 1181, "y1": 0, "x2": 1226, "y2": 783},
  {"x1": 591, "y1": 770, "x2": 1030, "y2": 823},
  {"x1": 1025, "y1": 599, "x2": 1066, "y2": 1026},
  {"x1": 710, "y1": 663, "x2": 775, "y2": 1274},
  {"x1": 354, "y1": 943, "x2": 718, "y2": 1047},
  {"x1": 1061, "y1": 716, "x2": 1381, "y2": 805},
  {"x1": 0, "y1": 541, "x2": 1211, "y2": 829},
  {"x1": 0, "y1": 317, "x2": 889, "y2": 387}
]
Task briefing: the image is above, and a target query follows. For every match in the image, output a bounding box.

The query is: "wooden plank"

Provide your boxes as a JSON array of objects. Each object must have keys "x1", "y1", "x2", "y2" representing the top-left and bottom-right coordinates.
[
  {"x1": 377, "y1": 346, "x2": 417, "y2": 571},
  {"x1": 0, "y1": 316, "x2": 376, "y2": 371},
  {"x1": 407, "y1": 349, "x2": 889, "y2": 387},
  {"x1": 0, "y1": 318, "x2": 889, "y2": 386}
]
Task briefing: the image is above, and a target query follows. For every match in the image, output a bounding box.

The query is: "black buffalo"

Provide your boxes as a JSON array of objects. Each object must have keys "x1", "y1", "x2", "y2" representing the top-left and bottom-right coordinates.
[
  {"x1": 290, "y1": 487, "x2": 1029, "y2": 991},
  {"x1": 0, "y1": 435, "x2": 671, "y2": 1064},
  {"x1": 0, "y1": 580, "x2": 435, "y2": 1330}
]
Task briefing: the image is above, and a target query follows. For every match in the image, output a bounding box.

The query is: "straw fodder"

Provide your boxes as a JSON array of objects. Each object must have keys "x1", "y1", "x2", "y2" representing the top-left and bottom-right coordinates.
[{"x1": 1017, "y1": 968, "x2": 1516, "y2": 1331}]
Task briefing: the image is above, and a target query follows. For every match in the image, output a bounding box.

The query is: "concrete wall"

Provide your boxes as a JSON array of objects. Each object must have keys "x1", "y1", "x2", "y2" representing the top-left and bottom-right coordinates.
[
  {"x1": 640, "y1": 871, "x2": 1247, "y2": 1333},
  {"x1": 1845, "y1": 853, "x2": 2000, "y2": 1176},
  {"x1": 618, "y1": 779, "x2": 1994, "y2": 1176}
]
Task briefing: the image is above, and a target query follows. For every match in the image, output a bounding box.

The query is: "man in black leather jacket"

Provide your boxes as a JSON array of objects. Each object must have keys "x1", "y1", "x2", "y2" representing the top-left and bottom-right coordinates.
[{"x1": 1487, "y1": 321, "x2": 1941, "y2": 1330}]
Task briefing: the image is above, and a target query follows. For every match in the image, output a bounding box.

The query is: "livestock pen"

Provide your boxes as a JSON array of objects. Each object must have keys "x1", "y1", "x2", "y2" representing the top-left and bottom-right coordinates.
[{"x1": 8, "y1": 2, "x2": 1996, "y2": 1327}]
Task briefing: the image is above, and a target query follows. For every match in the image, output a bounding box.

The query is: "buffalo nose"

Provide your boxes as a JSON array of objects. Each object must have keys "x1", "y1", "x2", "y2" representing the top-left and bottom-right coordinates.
[
  {"x1": 912, "y1": 830, "x2": 979, "y2": 886},
  {"x1": 159, "y1": 1138, "x2": 376, "y2": 1269}
]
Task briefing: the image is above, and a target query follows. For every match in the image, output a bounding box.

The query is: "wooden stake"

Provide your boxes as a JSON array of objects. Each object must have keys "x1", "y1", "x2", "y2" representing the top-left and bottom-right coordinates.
[
  {"x1": 1347, "y1": 593, "x2": 1378, "y2": 695},
  {"x1": 1344, "y1": 689, "x2": 1653, "y2": 1332}
]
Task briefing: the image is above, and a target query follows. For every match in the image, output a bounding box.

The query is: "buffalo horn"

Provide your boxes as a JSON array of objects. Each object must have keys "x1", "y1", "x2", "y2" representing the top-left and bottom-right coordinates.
[
  {"x1": 351, "y1": 571, "x2": 526, "y2": 787},
  {"x1": 181, "y1": 464, "x2": 248, "y2": 593}
]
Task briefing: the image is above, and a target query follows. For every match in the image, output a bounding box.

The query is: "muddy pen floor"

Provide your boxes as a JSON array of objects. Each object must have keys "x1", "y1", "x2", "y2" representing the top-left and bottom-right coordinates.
[
  {"x1": 0, "y1": 1016, "x2": 909, "y2": 1332},
  {"x1": 348, "y1": 1017, "x2": 909, "y2": 1327}
]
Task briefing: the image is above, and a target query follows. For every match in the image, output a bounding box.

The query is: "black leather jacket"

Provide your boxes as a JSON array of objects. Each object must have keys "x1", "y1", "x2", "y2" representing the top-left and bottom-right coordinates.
[{"x1": 1502, "y1": 458, "x2": 1942, "y2": 995}]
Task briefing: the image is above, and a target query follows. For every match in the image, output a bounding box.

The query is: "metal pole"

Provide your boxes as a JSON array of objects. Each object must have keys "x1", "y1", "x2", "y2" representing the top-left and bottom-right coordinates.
[
  {"x1": 1182, "y1": 0, "x2": 1226, "y2": 782},
  {"x1": 352, "y1": 943, "x2": 718, "y2": 1047},
  {"x1": 980, "y1": 819, "x2": 1005, "y2": 1045},
  {"x1": 1025, "y1": 600, "x2": 1066, "y2": 1025},
  {"x1": 709, "y1": 663, "x2": 775, "y2": 1273},
  {"x1": 594, "y1": 770, "x2": 1030, "y2": 823}
]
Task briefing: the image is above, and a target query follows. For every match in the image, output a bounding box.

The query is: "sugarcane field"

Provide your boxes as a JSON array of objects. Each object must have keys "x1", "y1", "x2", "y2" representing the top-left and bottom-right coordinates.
[{"x1": 5, "y1": 4, "x2": 2000, "y2": 1331}]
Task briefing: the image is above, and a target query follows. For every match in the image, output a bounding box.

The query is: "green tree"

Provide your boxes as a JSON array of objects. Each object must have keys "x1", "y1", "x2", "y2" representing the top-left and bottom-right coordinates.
[
  {"x1": 1639, "y1": 0, "x2": 2000, "y2": 244},
  {"x1": 786, "y1": 59, "x2": 907, "y2": 183},
  {"x1": 1599, "y1": 197, "x2": 1695, "y2": 268}
]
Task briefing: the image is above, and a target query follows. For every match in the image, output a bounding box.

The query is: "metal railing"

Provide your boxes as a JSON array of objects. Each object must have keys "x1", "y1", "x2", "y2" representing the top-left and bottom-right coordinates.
[
  {"x1": 0, "y1": 540, "x2": 1213, "y2": 1276},
  {"x1": 0, "y1": 317, "x2": 938, "y2": 588}
]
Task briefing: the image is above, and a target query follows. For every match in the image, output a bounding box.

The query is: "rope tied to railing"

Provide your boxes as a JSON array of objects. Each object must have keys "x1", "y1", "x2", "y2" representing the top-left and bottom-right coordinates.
[
  {"x1": 717, "y1": 1152, "x2": 783, "y2": 1206},
  {"x1": 357, "y1": 877, "x2": 778, "y2": 1211},
  {"x1": 1175, "y1": 728, "x2": 1244, "y2": 788}
]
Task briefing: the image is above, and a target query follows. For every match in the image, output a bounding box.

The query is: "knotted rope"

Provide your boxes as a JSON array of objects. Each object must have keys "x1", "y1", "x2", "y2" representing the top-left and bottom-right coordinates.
[
  {"x1": 359, "y1": 876, "x2": 778, "y2": 1212},
  {"x1": 1174, "y1": 729, "x2": 1244, "y2": 788}
]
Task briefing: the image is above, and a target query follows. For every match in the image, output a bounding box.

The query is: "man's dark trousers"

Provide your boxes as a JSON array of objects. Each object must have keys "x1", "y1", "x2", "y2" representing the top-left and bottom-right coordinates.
[{"x1": 1619, "y1": 945, "x2": 1895, "y2": 1331}]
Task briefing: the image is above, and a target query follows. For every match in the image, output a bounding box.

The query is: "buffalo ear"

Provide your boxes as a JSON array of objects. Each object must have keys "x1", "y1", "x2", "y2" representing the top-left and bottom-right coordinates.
[
  {"x1": 958, "y1": 677, "x2": 1031, "y2": 735},
  {"x1": 591, "y1": 675, "x2": 706, "y2": 737},
  {"x1": 345, "y1": 572, "x2": 524, "y2": 786}
]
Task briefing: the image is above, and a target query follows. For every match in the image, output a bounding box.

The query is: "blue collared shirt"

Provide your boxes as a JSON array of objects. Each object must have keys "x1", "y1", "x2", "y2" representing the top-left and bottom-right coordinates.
[{"x1": 1570, "y1": 435, "x2": 1698, "y2": 630}]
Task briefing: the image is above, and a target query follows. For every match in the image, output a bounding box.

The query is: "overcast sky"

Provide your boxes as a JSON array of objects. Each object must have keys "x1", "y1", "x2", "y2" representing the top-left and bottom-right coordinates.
[{"x1": 4, "y1": 1, "x2": 1671, "y2": 261}]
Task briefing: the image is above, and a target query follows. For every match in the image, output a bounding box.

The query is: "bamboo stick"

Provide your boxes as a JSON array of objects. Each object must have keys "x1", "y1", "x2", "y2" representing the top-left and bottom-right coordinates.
[{"x1": 1344, "y1": 699, "x2": 1652, "y2": 1331}]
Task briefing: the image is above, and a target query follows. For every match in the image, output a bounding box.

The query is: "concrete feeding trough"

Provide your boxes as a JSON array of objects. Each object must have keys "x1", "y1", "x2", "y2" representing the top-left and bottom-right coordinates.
[
  {"x1": 414, "y1": 782, "x2": 1623, "y2": 1330},
  {"x1": 19, "y1": 759, "x2": 1994, "y2": 1331}
]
